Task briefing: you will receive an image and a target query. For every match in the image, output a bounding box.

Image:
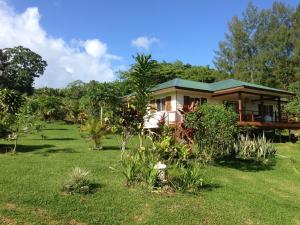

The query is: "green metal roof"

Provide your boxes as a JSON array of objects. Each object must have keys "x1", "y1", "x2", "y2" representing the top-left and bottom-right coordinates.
[
  {"x1": 209, "y1": 79, "x2": 292, "y2": 93},
  {"x1": 151, "y1": 78, "x2": 213, "y2": 92},
  {"x1": 151, "y1": 78, "x2": 293, "y2": 95}
]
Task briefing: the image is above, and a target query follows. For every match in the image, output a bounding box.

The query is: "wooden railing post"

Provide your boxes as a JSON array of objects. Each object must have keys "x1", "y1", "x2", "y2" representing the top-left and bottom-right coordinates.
[
  {"x1": 260, "y1": 95, "x2": 264, "y2": 122},
  {"x1": 238, "y1": 92, "x2": 243, "y2": 122},
  {"x1": 277, "y1": 97, "x2": 281, "y2": 122}
]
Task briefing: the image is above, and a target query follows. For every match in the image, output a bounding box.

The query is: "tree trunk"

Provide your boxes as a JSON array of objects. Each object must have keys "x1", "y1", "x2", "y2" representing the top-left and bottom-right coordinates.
[
  {"x1": 138, "y1": 133, "x2": 144, "y2": 149},
  {"x1": 12, "y1": 133, "x2": 18, "y2": 153},
  {"x1": 120, "y1": 131, "x2": 129, "y2": 160}
]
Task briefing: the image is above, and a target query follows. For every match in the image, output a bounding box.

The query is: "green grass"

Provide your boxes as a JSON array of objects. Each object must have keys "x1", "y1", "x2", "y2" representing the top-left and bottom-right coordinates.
[{"x1": 0, "y1": 122, "x2": 300, "y2": 225}]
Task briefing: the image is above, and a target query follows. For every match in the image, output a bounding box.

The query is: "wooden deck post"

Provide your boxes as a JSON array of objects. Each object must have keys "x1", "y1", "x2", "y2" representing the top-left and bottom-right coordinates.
[
  {"x1": 251, "y1": 112, "x2": 254, "y2": 122},
  {"x1": 260, "y1": 95, "x2": 264, "y2": 121},
  {"x1": 238, "y1": 92, "x2": 243, "y2": 122},
  {"x1": 277, "y1": 97, "x2": 281, "y2": 122},
  {"x1": 279, "y1": 130, "x2": 282, "y2": 143}
]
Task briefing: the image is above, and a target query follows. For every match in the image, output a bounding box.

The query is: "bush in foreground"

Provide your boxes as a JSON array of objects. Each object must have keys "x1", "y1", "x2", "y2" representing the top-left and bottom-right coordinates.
[
  {"x1": 234, "y1": 135, "x2": 276, "y2": 162},
  {"x1": 185, "y1": 104, "x2": 238, "y2": 161},
  {"x1": 62, "y1": 167, "x2": 97, "y2": 194},
  {"x1": 168, "y1": 162, "x2": 204, "y2": 193},
  {"x1": 120, "y1": 147, "x2": 159, "y2": 188},
  {"x1": 120, "y1": 145, "x2": 209, "y2": 193}
]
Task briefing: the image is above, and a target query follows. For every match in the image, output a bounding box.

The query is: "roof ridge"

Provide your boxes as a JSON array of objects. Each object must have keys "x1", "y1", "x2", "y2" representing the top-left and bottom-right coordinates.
[{"x1": 150, "y1": 78, "x2": 293, "y2": 95}]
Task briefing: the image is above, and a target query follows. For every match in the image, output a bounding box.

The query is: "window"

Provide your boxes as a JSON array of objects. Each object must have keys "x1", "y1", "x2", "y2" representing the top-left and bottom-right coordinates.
[
  {"x1": 259, "y1": 104, "x2": 274, "y2": 116},
  {"x1": 156, "y1": 98, "x2": 165, "y2": 111},
  {"x1": 189, "y1": 97, "x2": 200, "y2": 105},
  {"x1": 224, "y1": 101, "x2": 238, "y2": 113},
  {"x1": 201, "y1": 98, "x2": 207, "y2": 105},
  {"x1": 184, "y1": 96, "x2": 207, "y2": 108}
]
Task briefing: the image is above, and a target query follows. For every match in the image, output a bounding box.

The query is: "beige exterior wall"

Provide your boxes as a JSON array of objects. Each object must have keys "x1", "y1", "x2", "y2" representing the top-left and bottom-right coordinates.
[
  {"x1": 144, "y1": 89, "x2": 279, "y2": 128},
  {"x1": 151, "y1": 92, "x2": 177, "y2": 111}
]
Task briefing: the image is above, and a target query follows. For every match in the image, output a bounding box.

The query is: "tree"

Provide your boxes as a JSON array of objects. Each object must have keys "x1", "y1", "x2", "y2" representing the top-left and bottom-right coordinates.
[
  {"x1": 0, "y1": 89, "x2": 25, "y2": 139},
  {"x1": 0, "y1": 46, "x2": 47, "y2": 95},
  {"x1": 149, "y1": 60, "x2": 224, "y2": 84},
  {"x1": 285, "y1": 80, "x2": 300, "y2": 116},
  {"x1": 3, "y1": 98, "x2": 37, "y2": 153},
  {"x1": 0, "y1": 89, "x2": 25, "y2": 115},
  {"x1": 123, "y1": 54, "x2": 156, "y2": 147},
  {"x1": 0, "y1": 49, "x2": 9, "y2": 75},
  {"x1": 0, "y1": 46, "x2": 46, "y2": 152},
  {"x1": 113, "y1": 104, "x2": 143, "y2": 158},
  {"x1": 29, "y1": 87, "x2": 65, "y2": 121},
  {"x1": 214, "y1": 1, "x2": 300, "y2": 89}
]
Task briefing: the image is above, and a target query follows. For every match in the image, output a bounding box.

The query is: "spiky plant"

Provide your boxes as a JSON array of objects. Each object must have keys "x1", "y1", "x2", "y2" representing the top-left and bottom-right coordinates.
[
  {"x1": 84, "y1": 118, "x2": 107, "y2": 150},
  {"x1": 62, "y1": 167, "x2": 94, "y2": 194},
  {"x1": 234, "y1": 134, "x2": 276, "y2": 161}
]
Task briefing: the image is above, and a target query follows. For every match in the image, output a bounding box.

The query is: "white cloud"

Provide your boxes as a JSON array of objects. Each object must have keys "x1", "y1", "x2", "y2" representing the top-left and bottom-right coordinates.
[
  {"x1": 131, "y1": 36, "x2": 159, "y2": 51},
  {"x1": 84, "y1": 39, "x2": 107, "y2": 58},
  {"x1": 0, "y1": 0, "x2": 121, "y2": 88}
]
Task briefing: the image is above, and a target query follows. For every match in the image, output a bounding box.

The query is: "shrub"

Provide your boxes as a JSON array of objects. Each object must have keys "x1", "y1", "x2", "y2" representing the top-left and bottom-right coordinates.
[
  {"x1": 150, "y1": 127, "x2": 192, "y2": 163},
  {"x1": 185, "y1": 104, "x2": 238, "y2": 161},
  {"x1": 120, "y1": 147, "x2": 160, "y2": 188},
  {"x1": 62, "y1": 167, "x2": 96, "y2": 194},
  {"x1": 84, "y1": 118, "x2": 108, "y2": 150},
  {"x1": 120, "y1": 130, "x2": 209, "y2": 193},
  {"x1": 152, "y1": 136, "x2": 190, "y2": 162},
  {"x1": 234, "y1": 135, "x2": 277, "y2": 162},
  {"x1": 168, "y1": 162, "x2": 205, "y2": 193},
  {"x1": 120, "y1": 153, "x2": 140, "y2": 186}
]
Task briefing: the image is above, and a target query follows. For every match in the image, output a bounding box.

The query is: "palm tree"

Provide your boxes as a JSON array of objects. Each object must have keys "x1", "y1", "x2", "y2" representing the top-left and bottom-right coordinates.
[
  {"x1": 125, "y1": 53, "x2": 156, "y2": 148},
  {"x1": 84, "y1": 118, "x2": 107, "y2": 150}
]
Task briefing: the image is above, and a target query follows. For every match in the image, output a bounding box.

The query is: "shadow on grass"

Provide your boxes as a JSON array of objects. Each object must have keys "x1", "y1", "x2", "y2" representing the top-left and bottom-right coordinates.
[
  {"x1": 0, "y1": 144, "x2": 55, "y2": 153},
  {"x1": 61, "y1": 182, "x2": 103, "y2": 195},
  {"x1": 103, "y1": 136, "x2": 112, "y2": 139},
  {"x1": 214, "y1": 156, "x2": 276, "y2": 172},
  {"x1": 30, "y1": 137, "x2": 76, "y2": 141},
  {"x1": 89, "y1": 182, "x2": 103, "y2": 194},
  {"x1": 201, "y1": 183, "x2": 222, "y2": 192},
  {"x1": 45, "y1": 137, "x2": 76, "y2": 141},
  {"x1": 43, "y1": 128, "x2": 69, "y2": 131},
  {"x1": 102, "y1": 145, "x2": 120, "y2": 151},
  {"x1": 35, "y1": 148, "x2": 78, "y2": 155}
]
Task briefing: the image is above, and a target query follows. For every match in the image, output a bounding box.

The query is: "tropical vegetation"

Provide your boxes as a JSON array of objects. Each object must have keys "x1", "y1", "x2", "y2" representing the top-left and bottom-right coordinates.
[{"x1": 0, "y1": 1, "x2": 300, "y2": 224}]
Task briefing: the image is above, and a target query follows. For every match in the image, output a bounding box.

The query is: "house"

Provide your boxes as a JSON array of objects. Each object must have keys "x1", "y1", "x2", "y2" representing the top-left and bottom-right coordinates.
[{"x1": 144, "y1": 78, "x2": 300, "y2": 129}]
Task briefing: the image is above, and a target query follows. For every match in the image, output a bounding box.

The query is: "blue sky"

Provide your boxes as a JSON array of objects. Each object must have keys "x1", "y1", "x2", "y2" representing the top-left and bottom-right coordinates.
[{"x1": 1, "y1": 0, "x2": 299, "y2": 87}]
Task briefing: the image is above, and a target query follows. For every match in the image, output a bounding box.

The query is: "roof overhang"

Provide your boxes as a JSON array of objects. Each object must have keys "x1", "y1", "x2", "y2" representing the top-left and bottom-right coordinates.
[
  {"x1": 212, "y1": 86, "x2": 294, "y2": 98},
  {"x1": 152, "y1": 86, "x2": 213, "y2": 95}
]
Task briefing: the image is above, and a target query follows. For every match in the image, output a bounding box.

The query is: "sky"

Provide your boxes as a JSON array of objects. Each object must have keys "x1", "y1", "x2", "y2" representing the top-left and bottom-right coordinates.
[{"x1": 0, "y1": 0, "x2": 299, "y2": 87}]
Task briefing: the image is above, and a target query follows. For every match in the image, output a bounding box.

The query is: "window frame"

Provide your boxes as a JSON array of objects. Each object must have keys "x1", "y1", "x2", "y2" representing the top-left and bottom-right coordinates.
[{"x1": 156, "y1": 98, "x2": 166, "y2": 112}]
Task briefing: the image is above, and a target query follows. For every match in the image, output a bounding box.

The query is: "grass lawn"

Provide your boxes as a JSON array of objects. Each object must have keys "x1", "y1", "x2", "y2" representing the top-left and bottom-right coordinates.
[{"x1": 0, "y1": 122, "x2": 300, "y2": 225}]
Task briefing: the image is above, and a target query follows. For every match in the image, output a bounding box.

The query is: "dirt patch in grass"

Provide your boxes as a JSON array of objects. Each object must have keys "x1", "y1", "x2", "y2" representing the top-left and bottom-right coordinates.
[
  {"x1": 68, "y1": 219, "x2": 87, "y2": 225},
  {"x1": 202, "y1": 217, "x2": 212, "y2": 225},
  {"x1": 33, "y1": 208, "x2": 59, "y2": 225},
  {"x1": 3, "y1": 203, "x2": 18, "y2": 211},
  {"x1": 0, "y1": 216, "x2": 16, "y2": 225},
  {"x1": 168, "y1": 203, "x2": 183, "y2": 213},
  {"x1": 132, "y1": 203, "x2": 151, "y2": 222},
  {"x1": 293, "y1": 218, "x2": 300, "y2": 225},
  {"x1": 244, "y1": 218, "x2": 254, "y2": 225}
]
